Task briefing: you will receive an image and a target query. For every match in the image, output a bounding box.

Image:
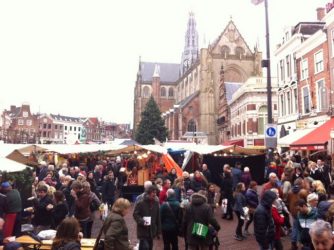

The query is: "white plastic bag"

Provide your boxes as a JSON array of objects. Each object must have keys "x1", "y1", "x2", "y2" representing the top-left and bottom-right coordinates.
[
  {"x1": 37, "y1": 229, "x2": 57, "y2": 240},
  {"x1": 101, "y1": 203, "x2": 109, "y2": 220},
  {"x1": 221, "y1": 198, "x2": 228, "y2": 214}
]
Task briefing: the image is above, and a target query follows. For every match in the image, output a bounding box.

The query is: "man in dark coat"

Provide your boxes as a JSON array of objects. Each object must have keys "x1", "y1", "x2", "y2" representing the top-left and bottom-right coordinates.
[
  {"x1": 102, "y1": 171, "x2": 116, "y2": 207},
  {"x1": 32, "y1": 184, "x2": 54, "y2": 233},
  {"x1": 133, "y1": 186, "x2": 161, "y2": 250},
  {"x1": 220, "y1": 164, "x2": 234, "y2": 220},
  {"x1": 254, "y1": 190, "x2": 277, "y2": 250},
  {"x1": 201, "y1": 164, "x2": 212, "y2": 183},
  {"x1": 182, "y1": 192, "x2": 220, "y2": 250}
]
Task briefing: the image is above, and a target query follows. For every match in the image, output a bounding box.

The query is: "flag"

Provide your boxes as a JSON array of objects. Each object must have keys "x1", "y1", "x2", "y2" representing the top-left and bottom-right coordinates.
[{"x1": 252, "y1": 0, "x2": 264, "y2": 5}]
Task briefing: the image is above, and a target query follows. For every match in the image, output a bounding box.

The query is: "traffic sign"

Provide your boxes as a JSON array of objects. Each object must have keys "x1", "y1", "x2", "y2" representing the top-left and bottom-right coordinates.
[
  {"x1": 265, "y1": 124, "x2": 277, "y2": 149},
  {"x1": 265, "y1": 124, "x2": 277, "y2": 138}
]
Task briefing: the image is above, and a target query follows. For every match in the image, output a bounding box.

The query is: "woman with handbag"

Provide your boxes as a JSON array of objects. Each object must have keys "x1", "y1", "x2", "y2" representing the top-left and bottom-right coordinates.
[
  {"x1": 96, "y1": 198, "x2": 132, "y2": 250},
  {"x1": 233, "y1": 182, "x2": 247, "y2": 241}
]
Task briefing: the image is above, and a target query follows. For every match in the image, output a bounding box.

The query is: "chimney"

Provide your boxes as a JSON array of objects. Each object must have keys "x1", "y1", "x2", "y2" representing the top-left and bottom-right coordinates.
[
  {"x1": 10, "y1": 105, "x2": 16, "y2": 113},
  {"x1": 317, "y1": 7, "x2": 325, "y2": 21}
]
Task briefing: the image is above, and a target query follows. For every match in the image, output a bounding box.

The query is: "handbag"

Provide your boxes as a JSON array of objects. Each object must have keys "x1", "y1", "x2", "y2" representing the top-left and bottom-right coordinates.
[{"x1": 93, "y1": 215, "x2": 114, "y2": 250}]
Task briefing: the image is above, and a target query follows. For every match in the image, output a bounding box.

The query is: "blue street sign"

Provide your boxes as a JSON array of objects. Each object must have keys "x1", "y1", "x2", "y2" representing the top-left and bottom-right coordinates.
[{"x1": 266, "y1": 127, "x2": 276, "y2": 137}]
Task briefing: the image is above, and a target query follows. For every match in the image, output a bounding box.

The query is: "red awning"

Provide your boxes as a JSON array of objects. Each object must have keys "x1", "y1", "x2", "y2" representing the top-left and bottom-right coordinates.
[
  {"x1": 223, "y1": 139, "x2": 244, "y2": 147},
  {"x1": 290, "y1": 118, "x2": 334, "y2": 151}
]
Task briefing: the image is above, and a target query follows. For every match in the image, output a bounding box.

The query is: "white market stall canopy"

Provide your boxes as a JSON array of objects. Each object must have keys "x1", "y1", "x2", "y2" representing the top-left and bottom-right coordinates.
[
  {"x1": 277, "y1": 128, "x2": 316, "y2": 148},
  {"x1": 41, "y1": 144, "x2": 127, "y2": 154},
  {"x1": 164, "y1": 143, "x2": 264, "y2": 155},
  {"x1": 107, "y1": 144, "x2": 167, "y2": 155},
  {"x1": 0, "y1": 157, "x2": 28, "y2": 172}
]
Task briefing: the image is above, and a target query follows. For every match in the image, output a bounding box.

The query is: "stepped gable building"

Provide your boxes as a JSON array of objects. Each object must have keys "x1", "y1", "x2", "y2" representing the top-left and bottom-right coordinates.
[{"x1": 133, "y1": 14, "x2": 262, "y2": 144}]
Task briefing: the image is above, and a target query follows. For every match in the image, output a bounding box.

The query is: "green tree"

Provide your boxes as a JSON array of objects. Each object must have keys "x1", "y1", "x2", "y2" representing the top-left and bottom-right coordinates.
[{"x1": 135, "y1": 96, "x2": 168, "y2": 144}]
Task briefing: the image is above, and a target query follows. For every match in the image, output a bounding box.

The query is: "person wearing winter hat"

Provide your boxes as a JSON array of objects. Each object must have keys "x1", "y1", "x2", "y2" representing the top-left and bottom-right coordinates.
[{"x1": 254, "y1": 190, "x2": 277, "y2": 250}]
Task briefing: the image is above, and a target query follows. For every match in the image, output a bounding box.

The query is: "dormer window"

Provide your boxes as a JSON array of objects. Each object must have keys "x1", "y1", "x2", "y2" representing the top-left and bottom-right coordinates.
[{"x1": 221, "y1": 46, "x2": 230, "y2": 58}]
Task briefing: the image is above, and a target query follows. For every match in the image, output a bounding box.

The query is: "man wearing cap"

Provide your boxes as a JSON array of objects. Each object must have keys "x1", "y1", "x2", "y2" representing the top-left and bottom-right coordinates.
[{"x1": 2, "y1": 182, "x2": 21, "y2": 238}]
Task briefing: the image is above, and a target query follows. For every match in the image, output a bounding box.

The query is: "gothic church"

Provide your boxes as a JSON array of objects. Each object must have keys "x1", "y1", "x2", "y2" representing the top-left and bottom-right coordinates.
[{"x1": 133, "y1": 13, "x2": 262, "y2": 144}]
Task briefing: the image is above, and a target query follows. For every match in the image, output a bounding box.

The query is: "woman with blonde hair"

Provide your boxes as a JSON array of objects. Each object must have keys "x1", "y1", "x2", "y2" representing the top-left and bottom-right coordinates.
[
  {"x1": 312, "y1": 180, "x2": 327, "y2": 203},
  {"x1": 102, "y1": 198, "x2": 132, "y2": 250}
]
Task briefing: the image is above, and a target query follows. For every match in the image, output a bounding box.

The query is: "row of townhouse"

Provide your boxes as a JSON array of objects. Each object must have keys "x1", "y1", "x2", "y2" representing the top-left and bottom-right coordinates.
[
  {"x1": 0, "y1": 104, "x2": 131, "y2": 144},
  {"x1": 274, "y1": 7, "x2": 334, "y2": 153}
]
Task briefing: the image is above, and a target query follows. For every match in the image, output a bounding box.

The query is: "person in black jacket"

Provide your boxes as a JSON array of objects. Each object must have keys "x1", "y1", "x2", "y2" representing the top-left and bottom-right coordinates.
[
  {"x1": 220, "y1": 164, "x2": 234, "y2": 220},
  {"x1": 244, "y1": 181, "x2": 259, "y2": 235},
  {"x1": 51, "y1": 191, "x2": 68, "y2": 229},
  {"x1": 101, "y1": 171, "x2": 116, "y2": 207},
  {"x1": 254, "y1": 190, "x2": 277, "y2": 250},
  {"x1": 233, "y1": 183, "x2": 247, "y2": 241},
  {"x1": 182, "y1": 191, "x2": 220, "y2": 250},
  {"x1": 31, "y1": 185, "x2": 54, "y2": 233}
]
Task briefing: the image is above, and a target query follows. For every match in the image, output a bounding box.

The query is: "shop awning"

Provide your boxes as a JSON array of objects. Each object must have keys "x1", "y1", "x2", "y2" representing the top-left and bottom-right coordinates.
[
  {"x1": 223, "y1": 139, "x2": 244, "y2": 147},
  {"x1": 290, "y1": 118, "x2": 334, "y2": 150},
  {"x1": 278, "y1": 128, "x2": 315, "y2": 148}
]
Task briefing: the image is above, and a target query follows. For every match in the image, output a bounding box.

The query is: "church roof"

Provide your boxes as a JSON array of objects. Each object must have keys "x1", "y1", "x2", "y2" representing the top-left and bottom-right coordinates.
[
  {"x1": 140, "y1": 62, "x2": 180, "y2": 84},
  {"x1": 177, "y1": 90, "x2": 200, "y2": 108},
  {"x1": 225, "y1": 82, "x2": 242, "y2": 105}
]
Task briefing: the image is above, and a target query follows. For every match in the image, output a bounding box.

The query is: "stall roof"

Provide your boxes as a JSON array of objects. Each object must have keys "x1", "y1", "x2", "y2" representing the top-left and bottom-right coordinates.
[
  {"x1": 0, "y1": 157, "x2": 28, "y2": 172},
  {"x1": 42, "y1": 144, "x2": 127, "y2": 154},
  {"x1": 290, "y1": 118, "x2": 334, "y2": 150},
  {"x1": 278, "y1": 128, "x2": 315, "y2": 148},
  {"x1": 107, "y1": 144, "x2": 167, "y2": 155}
]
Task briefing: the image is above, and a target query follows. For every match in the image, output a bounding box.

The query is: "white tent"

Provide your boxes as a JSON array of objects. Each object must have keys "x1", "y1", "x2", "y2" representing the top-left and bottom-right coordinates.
[
  {"x1": 40, "y1": 144, "x2": 127, "y2": 154},
  {"x1": 0, "y1": 157, "x2": 28, "y2": 172},
  {"x1": 278, "y1": 128, "x2": 315, "y2": 148}
]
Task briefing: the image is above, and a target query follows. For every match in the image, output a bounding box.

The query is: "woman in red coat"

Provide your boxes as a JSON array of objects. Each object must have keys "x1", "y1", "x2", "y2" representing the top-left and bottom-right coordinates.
[{"x1": 272, "y1": 203, "x2": 285, "y2": 250}]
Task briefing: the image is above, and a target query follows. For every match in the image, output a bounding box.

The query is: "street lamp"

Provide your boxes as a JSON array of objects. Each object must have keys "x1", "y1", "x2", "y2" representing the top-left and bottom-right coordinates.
[{"x1": 252, "y1": 0, "x2": 273, "y2": 124}]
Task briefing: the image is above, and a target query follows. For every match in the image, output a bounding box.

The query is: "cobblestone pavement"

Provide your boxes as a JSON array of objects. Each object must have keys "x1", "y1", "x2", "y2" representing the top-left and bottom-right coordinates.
[{"x1": 92, "y1": 205, "x2": 291, "y2": 250}]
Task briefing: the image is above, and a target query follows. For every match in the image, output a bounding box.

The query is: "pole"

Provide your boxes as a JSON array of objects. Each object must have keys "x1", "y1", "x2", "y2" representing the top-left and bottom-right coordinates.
[{"x1": 264, "y1": 0, "x2": 273, "y2": 124}]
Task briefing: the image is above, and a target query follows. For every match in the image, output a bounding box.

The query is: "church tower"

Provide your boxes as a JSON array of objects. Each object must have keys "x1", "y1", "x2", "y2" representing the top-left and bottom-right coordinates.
[{"x1": 180, "y1": 12, "x2": 199, "y2": 76}]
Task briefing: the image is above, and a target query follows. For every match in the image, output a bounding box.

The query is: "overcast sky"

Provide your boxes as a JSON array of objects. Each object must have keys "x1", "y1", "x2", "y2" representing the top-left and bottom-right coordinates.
[{"x1": 0, "y1": 0, "x2": 329, "y2": 125}]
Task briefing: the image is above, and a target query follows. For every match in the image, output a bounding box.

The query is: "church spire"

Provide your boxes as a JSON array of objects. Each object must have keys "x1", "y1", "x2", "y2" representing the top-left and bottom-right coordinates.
[{"x1": 180, "y1": 11, "x2": 199, "y2": 76}]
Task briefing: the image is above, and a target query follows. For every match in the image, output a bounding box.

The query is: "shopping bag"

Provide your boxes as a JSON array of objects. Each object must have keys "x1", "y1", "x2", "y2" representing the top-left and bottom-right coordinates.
[
  {"x1": 192, "y1": 222, "x2": 208, "y2": 238},
  {"x1": 221, "y1": 199, "x2": 228, "y2": 214}
]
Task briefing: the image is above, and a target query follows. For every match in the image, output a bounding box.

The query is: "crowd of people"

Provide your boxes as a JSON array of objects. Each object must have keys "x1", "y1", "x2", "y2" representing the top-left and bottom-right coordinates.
[{"x1": 0, "y1": 152, "x2": 334, "y2": 250}]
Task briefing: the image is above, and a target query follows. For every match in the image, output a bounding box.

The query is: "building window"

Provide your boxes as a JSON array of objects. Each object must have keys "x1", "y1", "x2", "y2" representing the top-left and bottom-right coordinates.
[
  {"x1": 317, "y1": 79, "x2": 328, "y2": 111},
  {"x1": 65, "y1": 126, "x2": 67, "y2": 130},
  {"x1": 160, "y1": 87, "x2": 166, "y2": 97},
  {"x1": 280, "y1": 59, "x2": 285, "y2": 81},
  {"x1": 43, "y1": 123, "x2": 47, "y2": 129},
  {"x1": 23, "y1": 112, "x2": 28, "y2": 118},
  {"x1": 43, "y1": 131, "x2": 46, "y2": 137},
  {"x1": 26, "y1": 120, "x2": 32, "y2": 126},
  {"x1": 48, "y1": 124, "x2": 51, "y2": 129},
  {"x1": 70, "y1": 126, "x2": 72, "y2": 131},
  {"x1": 293, "y1": 88, "x2": 298, "y2": 113},
  {"x1": 235, "y1": 47, "x2": 244, "y2": 59},
  {"x1": 168, "y1": 88, "x2": 174, "y2": 98},
  {"x1": 18, "y1": 119, "x2": 24, "y2": 125},
  {"x1": 55, "y1": 124, "x2": 58, "y2": 130},
  {"x1": 221, "y1": 45, "x2": 230, "y2": 57},
  {"x1": 286, "y1": 55, "x2": 291, "y2": 78},
  {"x1": 280, "y1": 94, "x2": 285, "y2": 116},
  {"x1": 187, "y1": 119, "x2": 197, "y2": 132},
  {"x1": 74, "y1": 127, "x2": 76, "y2": 131},
  {"x1": 293, "y1": 53, "x2": 297, "y2": 74},
  {"x1": 302, "y1": 86, "x2": 310, "y2": 114},
  {"x1": 258, "y1": 106, "x2": 267, "y2": 135},
  {"x1": 286, "y1": 91, "x2": 291, "y2": 115},
  {"x1": 314, "y1": 50, "x2": 324, "y2": 74},
  {"x1": 143, "y1": 86, "x2": 150, "y2": 98},
  {"x1": 60, "y1": 125, "x2": 63, "y2": 130},
  {"x1": 79, "y1": 127, "x2": 81, "y2": 131},
  {"x1": 301, "y1": 59, "x2": 308, "y2": 80}
]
